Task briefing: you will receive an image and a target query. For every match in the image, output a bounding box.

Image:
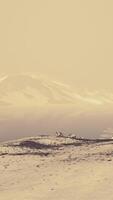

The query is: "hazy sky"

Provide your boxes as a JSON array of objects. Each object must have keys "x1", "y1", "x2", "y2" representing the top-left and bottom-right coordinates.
[
  {"x1": 0, "y1": 0, "x2": 113, "y2": 141},
  {"x1": 0, "y1": 0, "x2": 113, "y2": 89}
]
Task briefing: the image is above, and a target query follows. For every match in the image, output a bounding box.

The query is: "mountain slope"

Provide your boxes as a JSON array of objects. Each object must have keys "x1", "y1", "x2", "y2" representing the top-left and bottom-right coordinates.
[
  {"x1": 0, "y1": 73, "x2": 113, "y2": 141},
  {"x1": 0, "y1": 73, "x2": 113, "y2": 107}
]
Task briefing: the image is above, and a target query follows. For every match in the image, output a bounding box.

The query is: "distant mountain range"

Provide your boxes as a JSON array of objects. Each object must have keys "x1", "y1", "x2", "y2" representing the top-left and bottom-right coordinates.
[
  {"x1": 0, "y1": 73, "x2": 113, "y2": 141},
  {"x1": 0, "y1": 73, "x2": 113, "y2": 107}
]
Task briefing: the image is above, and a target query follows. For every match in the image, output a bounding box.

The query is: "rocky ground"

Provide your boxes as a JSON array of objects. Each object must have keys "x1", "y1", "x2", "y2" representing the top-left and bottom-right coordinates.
[{"x1": 0, "y1": 136, "x2": 113, "y2": 200}]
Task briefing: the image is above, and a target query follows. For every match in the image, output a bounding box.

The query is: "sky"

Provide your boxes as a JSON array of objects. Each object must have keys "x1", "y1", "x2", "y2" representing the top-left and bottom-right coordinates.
[
  {"x1": 0, "y1": 1, "x2": 113, "y2": 141},
  {"x1": 0, "y1": 0, "x2": 113, "y2": 89}
]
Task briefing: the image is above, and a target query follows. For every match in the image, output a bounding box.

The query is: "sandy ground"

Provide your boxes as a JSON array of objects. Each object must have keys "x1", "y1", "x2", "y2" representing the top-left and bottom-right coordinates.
[{"x1": 0, "y1": 136, "x2": 113, "y2": 200}]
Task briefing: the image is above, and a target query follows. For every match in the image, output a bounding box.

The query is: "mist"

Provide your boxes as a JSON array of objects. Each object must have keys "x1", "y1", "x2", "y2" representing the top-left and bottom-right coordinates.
[{"x1": 0, "y1": 1, "x2": 113, "y2": 141}]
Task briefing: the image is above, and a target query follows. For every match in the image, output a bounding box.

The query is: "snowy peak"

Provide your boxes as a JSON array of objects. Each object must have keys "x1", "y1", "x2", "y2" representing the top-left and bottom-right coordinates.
[{"x1": 0, "y1": 73, "x2": 113, "y2": 107}]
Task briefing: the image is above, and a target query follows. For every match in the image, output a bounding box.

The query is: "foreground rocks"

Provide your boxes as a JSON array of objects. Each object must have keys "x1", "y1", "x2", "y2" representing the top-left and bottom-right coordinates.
[{"x1": 0, "y1": 136, "x2": 113, "y2": 200}]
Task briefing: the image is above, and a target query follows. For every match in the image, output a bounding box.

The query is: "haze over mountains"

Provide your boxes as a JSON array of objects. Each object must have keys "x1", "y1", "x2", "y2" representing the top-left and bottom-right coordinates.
[{"x1": 0, "y1": 73, "x2": 113, "y2": 141}]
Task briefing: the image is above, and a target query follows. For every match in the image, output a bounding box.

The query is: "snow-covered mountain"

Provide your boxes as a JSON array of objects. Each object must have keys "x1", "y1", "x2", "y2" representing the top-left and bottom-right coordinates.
[
  {"x1": 0, "y1": 73, "x2": 75, "y2": 106},
  {"x1": 0, "y1": 73, "x2": 113, "y2": 141},
  {"x1": 0, "y1": 73, "x2": 113, "y2": 107}
]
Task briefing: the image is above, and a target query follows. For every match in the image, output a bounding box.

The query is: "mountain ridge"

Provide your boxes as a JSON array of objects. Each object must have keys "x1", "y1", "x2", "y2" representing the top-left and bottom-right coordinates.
[{"x1": 0, "y1": 73, "x2": 113, "y2": 107}]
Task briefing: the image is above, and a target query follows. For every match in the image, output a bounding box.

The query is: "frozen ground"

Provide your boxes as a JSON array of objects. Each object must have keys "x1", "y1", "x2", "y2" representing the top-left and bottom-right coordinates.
[{"x1": 0, "y1": 136, "x2": 113, "y2": 200}]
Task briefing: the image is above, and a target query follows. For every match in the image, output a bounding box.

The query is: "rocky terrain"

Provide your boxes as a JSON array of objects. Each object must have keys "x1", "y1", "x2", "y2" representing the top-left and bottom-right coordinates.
[{"x1": 0, "y1": 135, "x2": 113, "y2": 200}]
